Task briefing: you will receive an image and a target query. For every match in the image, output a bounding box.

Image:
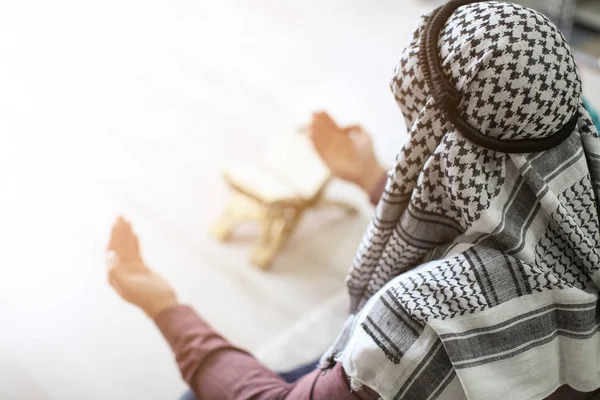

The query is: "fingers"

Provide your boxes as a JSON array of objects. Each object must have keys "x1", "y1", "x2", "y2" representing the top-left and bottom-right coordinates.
[
  {"x1": 107, "y1": 215, "x2": 142, "y2": 263},
  {"x1": 310, "y1": 112, "x2": 342, "y2": 151},
  {"x1": 106, "y1": 243, "x2": 146, "y2": 295},
  {"x1": 311, "y1": 111, "x2": 334, "y2": 124},
  {"x1": 342, "y1": 124, "x2": 373, "y2": 147},
  {"x1": 107, "y1": 261, "x2": 124, "y2": 294},
  {"x1": 311, "y1": 111, "x2": 340, "y2": 132},
  {"x1": 309, "y1": 124, "x2": 333, "y2": 149},
  {"x1": 106, "y1": 250, "x2": 118, "y2": 272},
  {"x1": 106, "y1": 250, "x2": 123, "y2": 283},
  {"x1": 349, "y1": 129, "x2": 372, "y2": 146},
  {"x1": 107, "y1": 216, "x2": 129, "y2": 252}
]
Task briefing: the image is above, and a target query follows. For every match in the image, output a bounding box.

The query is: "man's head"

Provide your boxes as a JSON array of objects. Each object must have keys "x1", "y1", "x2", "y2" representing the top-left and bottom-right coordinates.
[{"x1": 393, "y1": 1, "x2": 581, "y2": 146}]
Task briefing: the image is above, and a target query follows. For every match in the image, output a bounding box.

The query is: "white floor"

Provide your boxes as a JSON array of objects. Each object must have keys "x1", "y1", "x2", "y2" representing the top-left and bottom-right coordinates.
[{"x1": 1, "y1": 1, "x2": 600, "y2": 399}]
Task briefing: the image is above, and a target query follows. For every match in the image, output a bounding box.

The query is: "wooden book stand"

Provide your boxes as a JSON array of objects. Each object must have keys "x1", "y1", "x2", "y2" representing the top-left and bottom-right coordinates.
[{"x1": 210, "y1": 133, "x2": 356, "y2": 269}]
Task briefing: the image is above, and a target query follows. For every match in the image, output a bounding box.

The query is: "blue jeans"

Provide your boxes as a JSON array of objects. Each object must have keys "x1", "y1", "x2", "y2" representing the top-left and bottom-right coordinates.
[
  {"x1": 278, "y1": 360, "x2": 320, "y2": 384},
  {"x1": 178, "y1": 391, "x2": 196, "y2": 400},
  {"x1": 178, "y1": 360, "x2": 320, "y2": 400}
]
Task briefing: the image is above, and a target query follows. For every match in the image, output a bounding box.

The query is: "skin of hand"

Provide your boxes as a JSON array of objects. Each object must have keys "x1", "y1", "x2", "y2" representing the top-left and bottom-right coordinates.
[
  {"x1": 106, "y1": 217, "x2": 178, "y2": 319},
  {"x1": 309, "y1": 111, "x2": 386, "y2": 194}
]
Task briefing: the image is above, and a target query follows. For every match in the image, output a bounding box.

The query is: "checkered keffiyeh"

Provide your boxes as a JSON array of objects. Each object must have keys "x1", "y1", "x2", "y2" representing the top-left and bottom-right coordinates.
[{"x1": 323, "y1": 3, "x2": 600, "y2": 399}]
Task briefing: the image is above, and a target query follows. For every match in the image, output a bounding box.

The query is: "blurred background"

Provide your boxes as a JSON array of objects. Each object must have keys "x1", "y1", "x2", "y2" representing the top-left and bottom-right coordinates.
[
  {"x1": 1, "y1": 1, "x2": 600, "y2": 399},
  {"x1": 519, "y1": 0, "x2": 600, "y2": 65}
]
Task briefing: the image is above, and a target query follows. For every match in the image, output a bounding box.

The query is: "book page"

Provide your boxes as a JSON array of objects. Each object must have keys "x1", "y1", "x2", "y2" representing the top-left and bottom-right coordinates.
[
  {"x1": 260, "y1": 133, "x2": 330, "y2": 199},
  {"x1": 225, "y1": 133, "x2": 330, "y2": 202},
  {"x1": 224, "y1": 162, "x2": 295, "y2": 202}
]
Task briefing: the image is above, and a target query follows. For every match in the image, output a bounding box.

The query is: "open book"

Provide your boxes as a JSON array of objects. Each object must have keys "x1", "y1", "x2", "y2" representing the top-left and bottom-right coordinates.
[{"x1": 224, "y1": 133, "x2": 331, "y2": 204}]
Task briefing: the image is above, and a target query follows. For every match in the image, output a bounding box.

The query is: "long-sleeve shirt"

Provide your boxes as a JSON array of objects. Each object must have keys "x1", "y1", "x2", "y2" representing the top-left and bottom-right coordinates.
[
  {"x1": 152, "y1": 173, "x2": 597, "y2": 399},
  {"x1": 155, "y1": 305, "x2": 379, "y2": 399}
]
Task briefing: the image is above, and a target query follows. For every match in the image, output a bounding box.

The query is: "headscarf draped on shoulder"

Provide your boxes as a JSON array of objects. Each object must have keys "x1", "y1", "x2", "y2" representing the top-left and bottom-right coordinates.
[{"x1": 323, "y1": 2, "x2": 600, "y2": 399}]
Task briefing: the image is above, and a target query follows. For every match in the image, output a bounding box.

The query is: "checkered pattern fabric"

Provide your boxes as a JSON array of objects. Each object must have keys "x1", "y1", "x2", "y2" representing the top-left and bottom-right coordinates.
[{"x1": 322, "y1": 3, "x2": 600, "y2": 399}]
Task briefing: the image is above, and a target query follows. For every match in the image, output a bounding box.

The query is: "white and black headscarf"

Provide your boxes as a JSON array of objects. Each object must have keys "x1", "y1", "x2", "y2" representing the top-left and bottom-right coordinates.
[{"x1": 323, "y1": 2, "x2": 600, "y2": 399}]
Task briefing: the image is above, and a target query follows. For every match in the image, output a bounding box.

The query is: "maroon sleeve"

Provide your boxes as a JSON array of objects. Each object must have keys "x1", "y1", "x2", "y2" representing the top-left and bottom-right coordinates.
[
  {"x1": 369, "y1": 172, "x2": 388, "y2": 206},
  {"x1": 154, "y1": 305, "x2": 378, "y2": 400}
]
